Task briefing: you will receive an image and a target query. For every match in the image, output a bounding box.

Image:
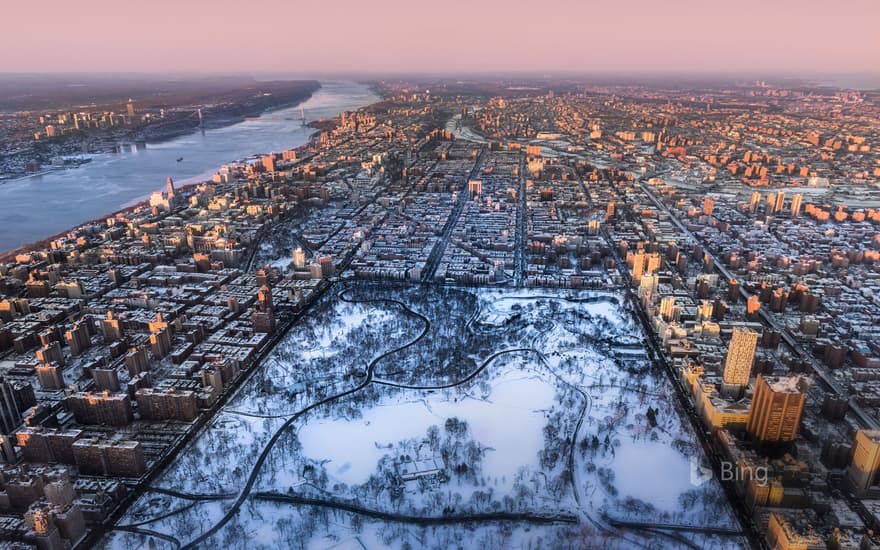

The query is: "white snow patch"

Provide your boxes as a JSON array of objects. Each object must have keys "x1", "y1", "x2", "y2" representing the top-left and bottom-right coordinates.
[
  {"x1": 610, "y1": 440, "x2": 694, "y2": 512},
  {"x1": 297, "y1": 368, "x2": 555, "y2": 487}
]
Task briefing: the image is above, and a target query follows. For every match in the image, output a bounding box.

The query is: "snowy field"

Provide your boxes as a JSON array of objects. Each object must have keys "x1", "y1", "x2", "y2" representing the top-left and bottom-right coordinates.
[
  {"x1": 103, "y1": 284, "x2": 746, "y2": 550},
  {"x1": 296, "y1": 366, "x2": 555, "y2": 488}
]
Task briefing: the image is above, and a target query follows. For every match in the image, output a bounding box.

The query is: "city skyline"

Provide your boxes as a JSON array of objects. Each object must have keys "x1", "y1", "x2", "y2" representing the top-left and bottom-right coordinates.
[
  {"x1": 1, "y1": 0, "x2": 878, "y2": 75},
  {"x1": 0, "y1": 2, "x2": 879, "y2": 547}
]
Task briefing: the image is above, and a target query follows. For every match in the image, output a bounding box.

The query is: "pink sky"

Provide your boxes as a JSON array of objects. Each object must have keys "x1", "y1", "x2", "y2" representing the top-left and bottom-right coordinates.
[{"x1": 2, "y1": 0, "x2": 877, "y2": 74}]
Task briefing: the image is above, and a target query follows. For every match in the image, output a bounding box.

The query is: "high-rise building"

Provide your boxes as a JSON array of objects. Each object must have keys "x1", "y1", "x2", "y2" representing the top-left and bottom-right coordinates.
[
  {"x1": 697, "y1": 300, "x2": 714, "y2": 322},
  {"x1": 149, "y1": 328, "x2": 172, "y2": 359},
  {"x1": 252, "y1": 285, "x2": 276, "y2": 333},
  {"x1": 126, "y1": 98, "x2": 135, "y2": 119},
  {"x1": 1, "y1": 377, "x2": 35, "y2": 434},
  {"x1": 36, "y1": 364, "x2": 65, "y2": 391},
  {"x1": 292, "y1": 247, "x2": 307, "y2": 269},
  {"x1": 790, "y1": 193, "x2": 803, "y2": 217},
  {"x1": 0, "y1": 379, "x2": 22, "y2": 434},
  {"x1": 728, "y1": 279, "x2": 740, "y2": 303},
  {"x1": 64, "y1": 322, "x2": 91, "y2": 357},
  {"x1": 135, "y1": 387, "x2": 198, "y2": 421},
  {"x1": 646, "y1": 252, "x2": 662, "y2": 275},
  {"x1": 766, "y1": 513, "x2": 823, "y2": 550},
  {"x1": 43, "y1": 475, "x2": 76, "y2": 506},
  {"x1": 702, "y1": 197, "x2": 714, "y2": 216},
  {"x1": 659, "y1": 296, "x2": 676, "y2": 321},
  {"x1": 66, "y1": 391, "x2": 133, "y2": 426},
  {"x1": 148, "y1": 312, "x2": 169, "y2": 334},
  {"x1": 746, "y1": 295, "x2": 761, "y2": 318},
  {"x1": 92, "y1": 368, "x2": 120, "y2": 392},
  {"x1": 166, "y1": 176, "x2": 175, "y2": 199},
  {"x1": 16, "y1": 427, "x2": 82, "y2": 464},
  {"x1": 72, "y1": 438, "x2": 146, "y2": 477},
  {"x1": 319, "y1": 256, "x2": 335, "y2": 277},
  {"x1": 101, "y1": 311, "x2": 124, "y2": 342},
  {"x1": 774, "y1": 191, "x2": 785, "y2": 213},
  {"x1": 36, "y1": 341, "x2": 65, "y2": 367},
  {"x1": 4, "y1": 471, "x2": 45, "y2": 511},
  {"x1": 638, "y1": 274, "x2": 658, "y2": 298},
  {"x1": 201, "y1": 366, "x2": 224, "y2": 394},
  {"x1": 848, "y1": 430, "x2": 880, "y2": 496},
  {"x1": 749, "y1": 191, "x2": 761, "y2": 212},
  {"x1": 747, "y1": 374, "x2": 808, "y2": 444},
  {"x1": 124, "y1": 347, "x2": 150, "y2": 376},
  {"x1": 24, "y1": 500, "x2": 66, "y2": 550},
  {"x1": 722, "y1": 327, "x2": 759, "y2": 387},
  {"x1": 632, "y1": 250, "x2": 646, "y2": 282}
]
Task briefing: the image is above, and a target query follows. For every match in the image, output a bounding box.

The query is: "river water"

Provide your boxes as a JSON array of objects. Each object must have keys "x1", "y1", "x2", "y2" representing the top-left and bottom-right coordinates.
[{"x1": 0, "y1": 81, "x2": 379, "y2": 253}]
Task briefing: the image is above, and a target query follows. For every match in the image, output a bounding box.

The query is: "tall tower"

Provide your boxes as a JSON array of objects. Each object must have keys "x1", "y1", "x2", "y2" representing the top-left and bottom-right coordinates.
[
  {"x1": 166, "y1": 177, "x2": 175, "y2": 199},
  {"x1": 747, "y1": 374, "x2": 808, "y2": 444},
  {"x1": 849, "y1": 430, "x2": 880, "y2": 496},
  {"x1": 632, "y1": 250, "x2": 646, "y2": 283},
  {"x1": 646, "y1": 252, "x2": 662, "y2": 275},
  {"x1": 749, "y1": 191, "x2": 761, "y2": 212},
  {"x1": 252, "y1": 285, "x2": 276, "y2": 333},
  {"x1": 774, "y1": 191, "x2": 785, "y2": 214},
  {"x1": 1, "y1": 378, "x2": 25, "y2": 434},
  {"x1": 126, "y1": 98, "x2": 135, "y2": 119},
  {"x1": 722, "y1": 327, "x2": 758, "y2": 389},
  {"x1": 257, "y1": 285, "x2": 273, "y2": 313},
  {"x1": 292, "y1": 248, "x2": 307, "y2": 270},
  {"x1": 703, "y1": 197, "x2": 714, "y2": 216},
  {"x1": 660, "y1": 296, "x2": 676, "y2": 321},
  {"x1": 790, "y1": 194, "x2": 803, "y2": 217}
]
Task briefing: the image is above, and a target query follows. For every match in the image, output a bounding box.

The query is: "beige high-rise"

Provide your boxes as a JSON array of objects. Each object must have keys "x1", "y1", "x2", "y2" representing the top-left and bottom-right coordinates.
[
  {"x1": 722, "y1": 327, "x2": 758, "y2": 386},
  {"x1": 849, "y1": 430, "x2": 880, "y2": 496}
]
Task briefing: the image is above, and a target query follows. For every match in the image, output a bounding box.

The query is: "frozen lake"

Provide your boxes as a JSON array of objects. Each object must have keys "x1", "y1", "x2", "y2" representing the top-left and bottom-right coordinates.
[
  {"x1": 611, "y1": 441, "x2": 695, "y2": 512},
  {"x1": 298, "y1": 367, "x2": 555, "y2": 487}
]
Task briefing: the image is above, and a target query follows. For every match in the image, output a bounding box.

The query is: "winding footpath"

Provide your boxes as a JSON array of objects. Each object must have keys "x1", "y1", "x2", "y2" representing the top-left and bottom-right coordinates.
[
  {"x1": 253, "y1": 492, "x2": 578, "y2": 525},
  {"x1": 179, "y1": 293, "x2": 431, "y2": 549}
]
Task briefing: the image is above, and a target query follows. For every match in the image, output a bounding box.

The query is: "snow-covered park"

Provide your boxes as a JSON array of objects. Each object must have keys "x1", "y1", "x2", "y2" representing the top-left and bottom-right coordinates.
[{"x1": 103, "y1": 284, "x2": 746, "y2": 550}]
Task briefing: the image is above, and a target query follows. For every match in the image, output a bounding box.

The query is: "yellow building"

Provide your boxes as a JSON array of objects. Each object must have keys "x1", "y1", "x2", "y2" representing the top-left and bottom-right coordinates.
[
  {"x1": 701, "y1": 391, "x2": 751, "y2": 431},
  {"x1": 723, "y1": 327, "x2": 759, "y2": 387},
  {"x1": 791, "y1": 194, "x2": 803, "y2": 217},
  {"x1": 747, "y1": 375, "x2": 808, "y2": 444},
  {"x1": 632, "y1": 250, "x2": 646, "y2": 282},
  {"x1": 766, "y1": 512, "x2": 824, "y2": 550},
  {"x1": 848, "y1": 429, "x2": 880, "y2": 496}
]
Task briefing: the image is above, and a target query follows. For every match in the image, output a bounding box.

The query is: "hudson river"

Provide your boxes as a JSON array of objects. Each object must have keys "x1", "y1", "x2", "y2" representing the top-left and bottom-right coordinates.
[{"x1": 0, "y1": 81, "x2": 379, "y2": 252}]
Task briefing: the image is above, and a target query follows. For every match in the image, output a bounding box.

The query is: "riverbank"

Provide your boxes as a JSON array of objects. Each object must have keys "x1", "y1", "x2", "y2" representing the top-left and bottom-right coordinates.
[
  {"x1": 0, "y1": 81, "x2": 321, "y2": 185},
  {"x1": 0, "y1": 131, "x2": 321, "y2": 263},
  {"x1": 0, "y1": 81, "x2": 381, "y2": 254}
]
